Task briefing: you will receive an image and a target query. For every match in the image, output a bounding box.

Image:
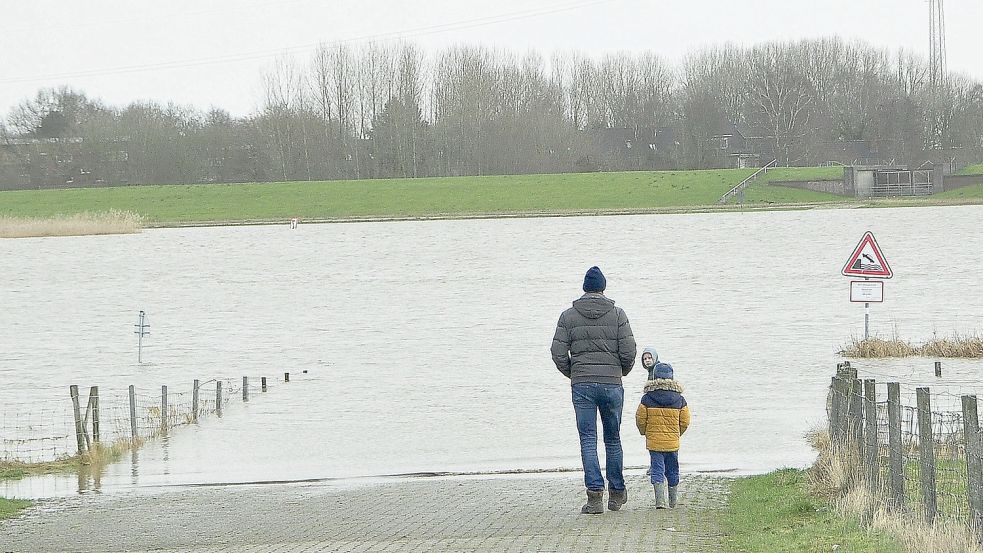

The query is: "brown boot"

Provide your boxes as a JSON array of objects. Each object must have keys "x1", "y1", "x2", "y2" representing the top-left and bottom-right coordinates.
[
  {"x1": 581, "y1": 490, "x2": 604, "y2": 514},
  {"x1": 608, "y1": 488, "x2": 628, "y2": 511}
]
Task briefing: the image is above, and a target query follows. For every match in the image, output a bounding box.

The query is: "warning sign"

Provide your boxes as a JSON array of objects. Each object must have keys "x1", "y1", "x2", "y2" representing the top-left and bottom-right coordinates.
[{"x1": 842, "y1": 231, "x2": 893, "y2": 279}]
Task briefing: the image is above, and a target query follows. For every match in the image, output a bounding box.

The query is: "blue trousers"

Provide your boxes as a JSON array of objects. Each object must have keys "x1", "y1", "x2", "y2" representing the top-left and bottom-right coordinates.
[
  {"x1": 649, "y1": 450, "x2": 680, "y2": 486},
  {"x1": 571, "y1": 382, "x2": 625, "y2": 492}
]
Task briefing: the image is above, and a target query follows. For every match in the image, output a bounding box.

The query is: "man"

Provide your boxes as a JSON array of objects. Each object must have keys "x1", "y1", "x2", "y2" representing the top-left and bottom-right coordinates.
[{"x1": 551, "y1": 266, "x2": 637, "y2": 514}]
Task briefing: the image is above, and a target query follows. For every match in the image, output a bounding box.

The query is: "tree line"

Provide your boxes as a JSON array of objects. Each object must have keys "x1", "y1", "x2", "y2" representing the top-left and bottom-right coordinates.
[{"x1": 1, "y1": 37, "x2": 981, "y2": 188}]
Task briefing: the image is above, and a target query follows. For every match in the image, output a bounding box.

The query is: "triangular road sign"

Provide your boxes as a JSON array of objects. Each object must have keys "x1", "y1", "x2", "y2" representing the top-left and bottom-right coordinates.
[{"x1": 842, "y1": 231, "x2": 893, "y2": 278}]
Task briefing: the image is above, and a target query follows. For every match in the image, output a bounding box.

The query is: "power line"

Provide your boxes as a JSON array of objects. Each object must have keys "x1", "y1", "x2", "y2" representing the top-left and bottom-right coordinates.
[{"x1": 0, "y1": 0, "x2": 612, "y2": 86}]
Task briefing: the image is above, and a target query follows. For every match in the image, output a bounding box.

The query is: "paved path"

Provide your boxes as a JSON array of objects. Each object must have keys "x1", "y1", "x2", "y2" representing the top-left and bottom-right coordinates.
[{"x1": 0, "y1": 473, "x2": 729, "y2": 552}]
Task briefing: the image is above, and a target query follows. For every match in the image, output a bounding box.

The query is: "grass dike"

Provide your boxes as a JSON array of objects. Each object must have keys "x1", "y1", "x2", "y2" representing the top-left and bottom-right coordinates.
[
  {"x1": 2, "y1": 166, "x2": 980, "y2": 229},
  {"x1": 0, "y1": 209, "x2": 143, "y2": 238}
]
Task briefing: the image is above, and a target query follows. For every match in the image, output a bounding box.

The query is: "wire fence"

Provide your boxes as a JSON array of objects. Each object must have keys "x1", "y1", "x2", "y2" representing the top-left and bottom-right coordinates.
[
  {"x1": 1, "y1": 373, "x2": 293, "y2": 464},
  {"x1": 827, "y1": 361, "x2": 983, "y2": 535}
]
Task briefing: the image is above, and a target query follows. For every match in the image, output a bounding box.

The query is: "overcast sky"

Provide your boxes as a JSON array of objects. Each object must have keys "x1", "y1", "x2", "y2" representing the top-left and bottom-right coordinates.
[{"x1": 2, "y1": 0, "x2": 981, "y2": 118}]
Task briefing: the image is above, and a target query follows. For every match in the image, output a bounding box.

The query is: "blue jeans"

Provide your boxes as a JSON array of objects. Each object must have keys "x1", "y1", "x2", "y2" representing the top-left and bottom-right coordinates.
[
  {"x1": 571, "y1": 382, "x2": 625, "y2": 492},
  {"x1": 649, "y1": 451, "x2": 680, "y2": 486}
]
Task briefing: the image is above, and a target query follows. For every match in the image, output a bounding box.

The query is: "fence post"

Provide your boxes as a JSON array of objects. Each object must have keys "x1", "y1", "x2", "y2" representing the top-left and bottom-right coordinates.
[
  {"x1": 161, "y1": 385, "x2": 168, "y2": 431},
  {"x1": 129, "y1": 385, "x2": 138, "y2": 441},
  {"x1": 887, "y1": 382, "x2": 905, "y2": 508},
  {"x1": 864, "y1": 379, "x2": 879, "y2": 490},
  {"x1": 284, "y1": 372, "x2": 290, "y2": 383},
  {"x1": 848, "y1": 377, "x2": 864, "y2": 446},
  {"x1": 81, "y1": 391, "x2": 93, "y2": 452},
  {"x1": 829, "y1": 375, "x2": 842, "y2": 442},
  {"x1": 216, "y1": 381, "x2": 223, "y2": 416},
  {"x1": 262, "y1": 377, "x2": 267, "y2": 392},
  {"x1": 243, "y1": 376, "x2": 249, "y2": 402},
  {"x1": 916, "y1": 387, "x2": 938, "y2": 522},
  {"x1": 935, "y1": 361, "x2": 942, "y2": 378},
  {"x1": 192, "y1": 380, "x2": 200, "y2": 423},
  {"x1": 962, "y1": 395, "x2": 983, "y2": 530},
  {"x1": 70, "y1": 385, "x2": 86, "y2": 455},
  {"x1": 91, "y1": 386, "x2": 100, "y2": 444}
]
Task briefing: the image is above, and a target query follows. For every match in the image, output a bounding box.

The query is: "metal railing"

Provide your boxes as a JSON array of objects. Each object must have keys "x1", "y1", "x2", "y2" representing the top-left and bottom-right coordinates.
[{"x1": 718, "y1": 159, "x2": 778, "y2": 204}]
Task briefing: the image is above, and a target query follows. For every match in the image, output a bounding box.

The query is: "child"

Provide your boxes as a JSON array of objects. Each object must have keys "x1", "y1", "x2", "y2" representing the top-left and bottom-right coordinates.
[
  {"x1": 635, "y1": 361, "x2": 690, "y2": 508},
  {"x1": 641, "y1": 347, "x2": 658, "y2": 379}
]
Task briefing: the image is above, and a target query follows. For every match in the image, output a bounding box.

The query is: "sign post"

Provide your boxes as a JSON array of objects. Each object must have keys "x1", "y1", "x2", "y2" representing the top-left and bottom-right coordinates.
[{"x1": 842, "y1": 232, "x2": 893, "y2": 340}]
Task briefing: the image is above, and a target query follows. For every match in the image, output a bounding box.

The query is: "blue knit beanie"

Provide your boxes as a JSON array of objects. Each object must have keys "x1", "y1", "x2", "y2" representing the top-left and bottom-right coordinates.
[
  {"x1": 583, "y1": 266, "x2": 606, "y2": 293},
  {"x1": 653, "y1": 362, "x2": 674, "y2": 380}
]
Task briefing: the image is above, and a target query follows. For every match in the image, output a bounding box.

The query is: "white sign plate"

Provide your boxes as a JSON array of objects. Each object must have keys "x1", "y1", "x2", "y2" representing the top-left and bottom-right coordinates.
[{"x1": 850, "y1": 280, "x2": 884, "y2": 303}]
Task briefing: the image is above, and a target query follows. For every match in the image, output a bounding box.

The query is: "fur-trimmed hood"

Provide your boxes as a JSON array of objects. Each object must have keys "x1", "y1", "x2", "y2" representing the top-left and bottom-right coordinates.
[{"x1": 643, "y1": 378, "x2": 683, "y2": 394}]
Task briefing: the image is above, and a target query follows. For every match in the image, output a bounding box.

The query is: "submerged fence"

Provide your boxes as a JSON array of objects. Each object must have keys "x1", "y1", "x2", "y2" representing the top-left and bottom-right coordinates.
[
  {"x1": 827, "y1": 361, "x2": 983, "y2": 533},
  {"x1": 1, "y1": 372, "x2": 294, "y2": 463}
]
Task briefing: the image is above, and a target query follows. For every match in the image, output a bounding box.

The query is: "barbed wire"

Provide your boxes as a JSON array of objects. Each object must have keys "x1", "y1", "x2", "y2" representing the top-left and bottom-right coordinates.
[
  {"x1": 827, "y1": 362, "x2": 983, "y2": 532},
  {"x1": 1, "y1": 373, "x2": 291, "y2": 464}
]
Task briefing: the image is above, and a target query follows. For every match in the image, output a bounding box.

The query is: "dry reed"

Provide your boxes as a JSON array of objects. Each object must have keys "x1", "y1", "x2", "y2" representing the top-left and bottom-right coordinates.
[
  {"x1": 808, "y1": 428, "x2": 983, "y2": 553},
  {"x1": 840, "y1": 332, "x2": 983, "y2": 358},
  {"x1": 0, "y1": 210, "x2": 143, "y2": 238}
]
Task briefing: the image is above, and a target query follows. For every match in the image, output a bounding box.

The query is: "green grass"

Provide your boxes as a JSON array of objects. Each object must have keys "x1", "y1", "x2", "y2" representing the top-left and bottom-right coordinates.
[
  {"x1": 3, "y1": 166, "x2": 978, "y2": 227},
  {"x1": 957, "y1": 164, "x2": 983, "y2": 175},
  {"x1": 723, "y1": 469, "x2": 903, "y2": 553},
  {"x1": 762, "y1": 166, "x2": 845, "y2": 183},
  {"x1": 739, "y1": 166, "x2": 846, "y2": 204},
  {"x1": 935, "y1": 183, "x2": 983, "y2": 200},
  {"x1": 0, "y1": 170, "x2": 758, "y2": 224},
  {"x1": 0, "y1": 497, "x2": 31, "y2": 519}
]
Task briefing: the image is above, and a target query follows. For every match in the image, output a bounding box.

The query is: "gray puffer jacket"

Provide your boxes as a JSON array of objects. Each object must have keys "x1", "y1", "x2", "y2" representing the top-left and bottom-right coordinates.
[{"x1": 550, "y1": 293, "x2": 637, "y2": 385}]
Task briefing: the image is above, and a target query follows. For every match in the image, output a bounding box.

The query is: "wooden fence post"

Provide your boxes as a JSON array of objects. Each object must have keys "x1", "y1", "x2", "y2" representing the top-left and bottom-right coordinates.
[
  {"x1": 829, "y1": 375, "x2": 842, "y2": 442},
  {"x1": 192, "y1": 380, "x2": 200, "y2": 423},
  {"x1": 91, "y1": 386, "x2": 100, "y2": 444},
  {"x1": 129, "y1": 385, "x2": 138, "y2": 440},
  {"x1": 887, "y1": 382, "x2": 905, "y2": 507},
  {"x1": 864, "y1": 379, "x2": 879, "y2": 490},
  {"x1": 962, "y1": 395, "x2": 983, "y2": 529},
  {"x1": 916, "y1": 387, "x2": 938, "y2": 522},
  {"x1": 161, "y1": 385, "x2": 168, "y2": 431},
  {"x1": 216, "y1": 381, "x2": 223, "y2": 416},
  {"x1": 261, "y1": 377, "x2": 267, "y2": 392},
  {"x1": 70, "y1": 385, "x2": 86, "y2": 455},
  {"x1": 81, "y1": 390, "x2": 93, "y2": 452},
  {"x1": 243, "y1": 376, "x2": 248, "y2": 402},
  {"x1": 849, "y1": 377, "x2": 864, "y2": 446}
]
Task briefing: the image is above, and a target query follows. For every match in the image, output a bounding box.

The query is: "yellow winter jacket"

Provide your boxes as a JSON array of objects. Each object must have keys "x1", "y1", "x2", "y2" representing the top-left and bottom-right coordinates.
[{"x1": 635, "y1": 379, "x2": 690, "y2": 452}]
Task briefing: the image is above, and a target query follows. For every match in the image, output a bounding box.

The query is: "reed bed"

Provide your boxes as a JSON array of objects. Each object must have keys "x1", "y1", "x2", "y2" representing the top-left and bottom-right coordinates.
[
  {"x1": 0, "y1": 210, "x2": 143, "y2": 238},
  {"x1": 840, "y1": 333, "x2": 983, "y2": 358}
]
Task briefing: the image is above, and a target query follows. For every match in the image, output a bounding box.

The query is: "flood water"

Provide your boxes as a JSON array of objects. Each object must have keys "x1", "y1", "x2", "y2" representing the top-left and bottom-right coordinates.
[{"x1": 2, "y1": 205, "x2": 981, "y2": 499}]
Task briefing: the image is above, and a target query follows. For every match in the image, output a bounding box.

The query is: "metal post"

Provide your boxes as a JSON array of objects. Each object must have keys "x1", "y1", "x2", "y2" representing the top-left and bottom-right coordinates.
[
  {"x1": 887, "y1": 382, "x2": 905, "y2": 507},
  {"x1": 70, "y1": 385, "x2": 86, "y2": 455},
  {"x1": 161, "y1": 385, "x2": 168, "y2": 431},
  {"x1": 129, "y1": 385, "x2": 138, "y2": 440},
  {"x1": 216, "y1": 381, "x2": 223, "y2": 416},
  {"x1": 916, "y1": 387, "x2": 938, "y2": 522},
  {"x1": 284, "y1": 372, "x2": 290, "y2": 383},
  {"x1": 261, "y1": 377, "x2": 267, "y2": 392},
  {"x1": 134, "y1": 310, "x2": 150, "y2": 363},
  {"x1": 243, "y1": 376, "x2": 249, "y2": 402},
  {"x1": 192, "y1": 380, "x2": 200, "y2": 423},
  {"x1": 864, "y1": 302, "x2": 870, "y2": 340}
]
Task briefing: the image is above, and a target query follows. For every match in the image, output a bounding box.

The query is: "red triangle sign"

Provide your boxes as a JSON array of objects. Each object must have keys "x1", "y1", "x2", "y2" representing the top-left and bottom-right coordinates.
[{"x1": 842, "y1": 231, "x2": 893, "y2": 278}]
